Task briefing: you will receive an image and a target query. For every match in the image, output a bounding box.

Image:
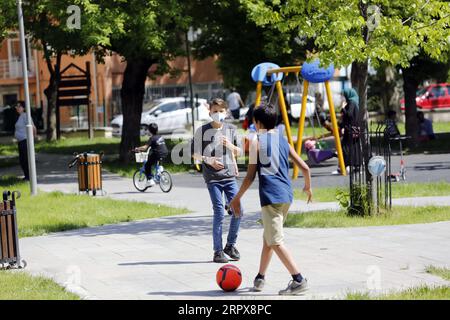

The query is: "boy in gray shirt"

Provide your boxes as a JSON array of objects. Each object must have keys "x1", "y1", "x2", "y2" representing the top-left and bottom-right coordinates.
[{"x1": 193, "y1": 98, "x2": 242, "y2": 263}]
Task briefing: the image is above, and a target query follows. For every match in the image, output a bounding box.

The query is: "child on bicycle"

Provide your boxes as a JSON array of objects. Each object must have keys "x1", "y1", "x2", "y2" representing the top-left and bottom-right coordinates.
[{"x1": 135, "y1": 123, "x2": 168, "y2": 187}]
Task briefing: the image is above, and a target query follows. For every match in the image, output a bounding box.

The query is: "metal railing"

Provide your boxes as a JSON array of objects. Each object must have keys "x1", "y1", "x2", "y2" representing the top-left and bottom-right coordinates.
[{"x1": 0, "y1": 58, "x2": 35, "y2": 79}]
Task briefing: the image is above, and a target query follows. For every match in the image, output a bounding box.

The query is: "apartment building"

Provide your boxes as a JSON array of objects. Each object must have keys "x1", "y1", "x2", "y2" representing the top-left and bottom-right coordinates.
[{"x1": 0, "y1": 34, "x2": 224, "y2": 133}]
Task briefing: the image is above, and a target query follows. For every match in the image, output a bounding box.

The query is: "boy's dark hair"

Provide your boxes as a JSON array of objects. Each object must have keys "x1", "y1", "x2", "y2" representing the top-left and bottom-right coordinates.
[
  {"x1": 387, "y1": 110, "x2": 396, "y2": 118},
  {"x1": 253, "y1": 104, "x2": 277, "y2": 130},
  {"x1": 148, "y1": 123, "x2": 158, "y2": 135},
  {"x1": 16, "y1": 101, "x2": 25, "y2": 108}
]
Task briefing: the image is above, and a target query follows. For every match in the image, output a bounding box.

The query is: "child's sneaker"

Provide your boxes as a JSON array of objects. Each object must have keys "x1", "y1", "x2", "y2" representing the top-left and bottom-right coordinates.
[
  {"x1": 146, "y1": 178, "x2": 156, "y2": 187},
  {"x1": 213, "y1": 250, "x2": 229, "y2": 263},
  {"x1": 224, "y1": 244, "x2": 240, "y2": 261},
  {"x1": 252, "y1": 278, "x2": 265, "y2": 292},
  {"x1": 278, "y1": 278, "x2": 308, "y2": 295}
]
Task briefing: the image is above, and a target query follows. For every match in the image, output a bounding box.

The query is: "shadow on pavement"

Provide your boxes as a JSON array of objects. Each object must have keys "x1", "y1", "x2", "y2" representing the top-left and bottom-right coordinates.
[
  {"x1": 119, "y1": 260, "x2": 212, "y2": 266},
  {"x1": 48, "y1": 211, "x2": 262, "y2": 238}
]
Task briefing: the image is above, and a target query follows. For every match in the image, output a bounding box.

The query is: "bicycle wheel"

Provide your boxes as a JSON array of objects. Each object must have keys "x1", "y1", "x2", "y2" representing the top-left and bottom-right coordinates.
[
  {"x1": 159, "y1": 171, "x2": 173, "y2": 193},
  {"x1": 133, "y1": 169, "x2": 148, "y2": 192}
]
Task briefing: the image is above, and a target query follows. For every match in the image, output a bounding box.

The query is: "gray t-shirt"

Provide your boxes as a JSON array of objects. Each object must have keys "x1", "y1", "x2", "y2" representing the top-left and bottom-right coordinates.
[
  {"x1": 193, "y1": 122, "x2": 238, "y2": 184},
  {"x1": 15, "y1": 113, "x2": 33, "y2": 142}
]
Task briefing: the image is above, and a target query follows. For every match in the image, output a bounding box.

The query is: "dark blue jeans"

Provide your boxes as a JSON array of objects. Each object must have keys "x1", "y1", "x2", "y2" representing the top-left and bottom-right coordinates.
[{"x1": 207, "y1": 179, "x2": 242, "y2": 252}]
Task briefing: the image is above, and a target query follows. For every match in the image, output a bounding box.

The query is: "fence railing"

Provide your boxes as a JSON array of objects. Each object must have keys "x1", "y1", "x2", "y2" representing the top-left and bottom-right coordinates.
[{"x1": 0, "y1": 58, "x2": 35, "y2": 80}]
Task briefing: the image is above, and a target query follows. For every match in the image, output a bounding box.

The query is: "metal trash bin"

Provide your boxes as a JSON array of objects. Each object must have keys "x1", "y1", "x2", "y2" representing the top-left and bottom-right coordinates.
[
  {"x1": 0, "y1": 190, "x2": 25, "y2": 269},
  {"x1": 69, "y1": 152, "x2": 103, "y2": 196}
]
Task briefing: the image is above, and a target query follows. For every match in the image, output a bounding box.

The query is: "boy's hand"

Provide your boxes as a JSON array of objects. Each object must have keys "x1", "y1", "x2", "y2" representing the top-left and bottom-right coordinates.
[
  {"x1": 206, "y1": 157, "x2": 224, "y2": 170},
  {"x1": 221, "y1": 136, "x2": 233, "y2": 149},
  {"x1": 229, "y1": 197, "x2": 241, "y2": 217},
  {"x1": 303, "y1": 187, "x2": 313, "y2": 203}
]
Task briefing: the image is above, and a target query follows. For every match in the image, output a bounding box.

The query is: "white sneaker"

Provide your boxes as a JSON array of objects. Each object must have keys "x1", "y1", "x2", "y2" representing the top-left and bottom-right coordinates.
[{"x1": 146, "y1": 179, "x2": 156, "y2": 187}]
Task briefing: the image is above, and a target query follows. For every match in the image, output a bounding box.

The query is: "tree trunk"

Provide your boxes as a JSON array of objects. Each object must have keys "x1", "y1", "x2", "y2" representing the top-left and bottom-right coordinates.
[
  {"x1": 351, "y1": 61, "x2": 369, "y2": 114},
  {"x1": 43, "y1": 50, "x2": 61, "y2": 141},
  {"x1": 44, "y1": 79, "x2": 58, "y2": 141},
  {"x1": 119, "y1": 58, "x2": 155, "y2": 163},
  {"x1": 402, "y1": 67, "x2": 419, "y2": 145}
]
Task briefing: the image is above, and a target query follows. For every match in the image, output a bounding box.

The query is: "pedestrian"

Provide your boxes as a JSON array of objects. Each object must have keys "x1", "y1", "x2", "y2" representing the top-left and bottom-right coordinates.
[
  {"x1": 14, "y1": 101, "x2": 36, "y2": 181},
  {"x1": 314, "y1": 92, "x2": 324, "y2": 114},
  {"x1": 386, "y1": 110, "x2": 401, "y2": 138},
  {"x1": 230, "y1": 103, "x2": 313, "y2": 295},
  {"x1": 192, "y1": 98, "x2": 242, "y2": 263},
  {"x1": 226, "y1": 88, "x2": 245, "y2": 120},
  {"x1": 332, "y1": 88, "x2": 361, "y2": 175},
  {"x1": 417, "y1": 111, "x2": 435, "y2": 141}
]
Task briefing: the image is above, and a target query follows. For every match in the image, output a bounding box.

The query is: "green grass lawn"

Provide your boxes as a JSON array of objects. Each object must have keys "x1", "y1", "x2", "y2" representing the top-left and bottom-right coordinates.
[
  {"x1": 346, "y1": 285, "x2": 450, "y2": 300},
  {"x1": 346, "y1": 266, "x2": 450, "y2": 300},
  {"x1": 0, "y1": 271, "x2": 80, "y2": 300},
  {"x1": 426, "y1": 266, "x2": 450, "y2": 281},
  {"x1": 370, "y1": 121, "x2": 450, "y2": 135},
  {"x1": 294, "y1": 181, "x2": 450, "y2": 203},
  {"x1": 0, "y1": 176, "x2": 189, "y2": 238},
  {"x1": 284, "y1": 205, "x2": 450, "y2": 228}
]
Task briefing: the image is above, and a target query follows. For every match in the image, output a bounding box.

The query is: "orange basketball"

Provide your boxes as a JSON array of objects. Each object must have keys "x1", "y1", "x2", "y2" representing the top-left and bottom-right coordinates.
[{"x1": 216, "y1": 264, "x2": 242, "y2": 292}]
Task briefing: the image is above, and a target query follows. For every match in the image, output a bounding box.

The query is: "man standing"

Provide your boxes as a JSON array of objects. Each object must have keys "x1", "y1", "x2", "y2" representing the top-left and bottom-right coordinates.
[
  {"x1": 226, "y1": 88, "x2": 245, "y2": 120},
  {"x1": 14, "y1": 101, "x2": 36, "y2": 181}
]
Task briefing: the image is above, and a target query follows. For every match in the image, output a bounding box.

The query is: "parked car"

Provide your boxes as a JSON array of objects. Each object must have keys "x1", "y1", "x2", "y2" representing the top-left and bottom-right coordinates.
[
  {"x1": 287, "y1": 93, "x2": 323, "y2": 119},
  {"x1": 111, "y1": 97, "x2": 210, "y2": 136},
  {"x1": 400, "y1": 83, "x2": 450, "y2": 110}
]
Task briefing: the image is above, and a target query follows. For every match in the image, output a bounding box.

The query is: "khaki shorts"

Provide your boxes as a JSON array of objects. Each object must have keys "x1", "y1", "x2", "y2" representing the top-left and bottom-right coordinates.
[{"x1": 261, "y1": 203, "x2": 291, "y2": 246}]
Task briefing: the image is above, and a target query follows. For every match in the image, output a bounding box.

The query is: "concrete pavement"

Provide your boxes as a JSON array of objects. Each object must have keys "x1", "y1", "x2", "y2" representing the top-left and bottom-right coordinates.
[{"x1": 2, "y1": 153, "x2": 450, "y2": 300}]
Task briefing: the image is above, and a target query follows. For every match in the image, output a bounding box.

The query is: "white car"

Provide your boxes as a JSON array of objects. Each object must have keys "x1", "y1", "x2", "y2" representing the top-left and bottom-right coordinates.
[
  {"x1": 287, "y1": 93, "x2": 316, "y2": 119},
  {"x1": 111, "y1": 97, "x2": 210, "y2": 136}
]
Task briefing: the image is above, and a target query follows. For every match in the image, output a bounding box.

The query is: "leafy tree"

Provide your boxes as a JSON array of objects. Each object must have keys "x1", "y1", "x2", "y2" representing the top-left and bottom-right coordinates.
[
  {"x1": 94, "y1": 0, "x2": 190, "y2": 163},
  {"x1": 189, "y1": 0, "x2": 311, "y2": 99},
  {"x1": 0, "y1": 1, "x2": 15, "y2": 41},
  {"x1": 240, "y1": 0, "x2": 450, "y2": 141},
  {"x1": 367, "y1": 64, "x2": 402, "y2": 114},
  {"x1": 401, "y1": 53, "x2": 450, "y2": 142}
]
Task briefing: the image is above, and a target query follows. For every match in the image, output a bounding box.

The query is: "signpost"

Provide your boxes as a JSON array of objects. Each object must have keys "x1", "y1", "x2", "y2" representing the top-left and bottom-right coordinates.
[{"x1": 17, "y1": 0, "x2": 37, "y2": 195}]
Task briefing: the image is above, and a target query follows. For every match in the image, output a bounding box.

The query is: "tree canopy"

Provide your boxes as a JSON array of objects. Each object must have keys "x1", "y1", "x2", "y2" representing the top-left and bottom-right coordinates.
[
  {"x1": 241, "y1": 0, "x2": 450, "y2": 68},
  {"x1": 190, "y1": 0, "x2": 311, "y2": 98}
]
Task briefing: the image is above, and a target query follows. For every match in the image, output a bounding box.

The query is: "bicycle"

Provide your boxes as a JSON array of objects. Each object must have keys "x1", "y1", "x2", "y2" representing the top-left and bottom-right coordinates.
[{"x1": 132, "y1": 150, "x2": 173, "y2": 193}]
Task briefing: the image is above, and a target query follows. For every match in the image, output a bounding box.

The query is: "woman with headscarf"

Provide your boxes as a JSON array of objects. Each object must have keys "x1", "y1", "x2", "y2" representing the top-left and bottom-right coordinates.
[{"x1": 333, "y1": 88, "x2": 361, "y2": 174}]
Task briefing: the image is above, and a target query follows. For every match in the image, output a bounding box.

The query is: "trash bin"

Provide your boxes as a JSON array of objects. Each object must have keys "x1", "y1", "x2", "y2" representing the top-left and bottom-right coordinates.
[
  {"x1": 69, "y1": 152, "x2": 103, "y2": 196},
  {"x1": 0, "y1": 190, "x2": 24, "y2": 269}
]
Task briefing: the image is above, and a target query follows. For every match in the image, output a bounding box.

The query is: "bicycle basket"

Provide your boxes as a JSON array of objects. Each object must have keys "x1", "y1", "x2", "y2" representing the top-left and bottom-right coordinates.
[{"x1": 135, "y1": 152, "x2": 149, "y2": 163}]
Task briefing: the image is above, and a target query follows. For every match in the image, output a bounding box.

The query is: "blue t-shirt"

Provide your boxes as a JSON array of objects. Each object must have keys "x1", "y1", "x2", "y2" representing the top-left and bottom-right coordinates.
[{"x1": 257, "y1": 131, "x2": 293, "y2": 207}]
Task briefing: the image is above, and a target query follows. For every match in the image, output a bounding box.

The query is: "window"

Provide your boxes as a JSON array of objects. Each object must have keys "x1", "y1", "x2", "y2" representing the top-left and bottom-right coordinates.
[
  {"x1": 416, "y1": 88, "x2": 427, "y2": 96},
  {"x1": 430, "y1": 86, "x2": 446, "y2": 97},
  {"x1": 159, "y1": 102, "x2": 179, "y2": 113}
]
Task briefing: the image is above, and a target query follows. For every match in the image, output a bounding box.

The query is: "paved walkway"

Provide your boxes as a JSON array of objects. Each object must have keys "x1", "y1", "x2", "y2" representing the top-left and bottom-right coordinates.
[{"x1": 2, "y1": 153, "x2": 450, "y2": 300}]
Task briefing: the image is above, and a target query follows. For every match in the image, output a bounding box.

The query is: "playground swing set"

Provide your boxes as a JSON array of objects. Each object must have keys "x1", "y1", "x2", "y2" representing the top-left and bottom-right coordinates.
[{"x1": 251, "y1": 60, "x2": 347, "y2": 178}]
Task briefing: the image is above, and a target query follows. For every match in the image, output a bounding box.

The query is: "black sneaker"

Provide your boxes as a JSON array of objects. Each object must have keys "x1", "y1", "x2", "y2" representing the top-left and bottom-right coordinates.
[
  {"x1": 213, "y1": 250, "x2": 229, "y2": 263},
  {"x1": 224, "y1": 244, "x2": 240, "y2": 261}
]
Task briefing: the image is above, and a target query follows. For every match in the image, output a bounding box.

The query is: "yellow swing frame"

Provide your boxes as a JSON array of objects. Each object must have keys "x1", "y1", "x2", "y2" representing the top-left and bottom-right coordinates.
[{"x1": 255, "y1": 66, "x2": 346, "y2": 178}]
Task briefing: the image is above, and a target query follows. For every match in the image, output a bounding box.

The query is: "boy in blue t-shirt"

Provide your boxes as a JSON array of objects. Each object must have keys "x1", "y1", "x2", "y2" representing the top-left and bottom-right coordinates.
[{"x1": 230, "y1": 104, "x2": 312, "y2": 296}]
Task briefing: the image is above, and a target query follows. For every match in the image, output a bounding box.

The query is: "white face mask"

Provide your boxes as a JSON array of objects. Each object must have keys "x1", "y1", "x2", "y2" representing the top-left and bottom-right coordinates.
[{"x1": 211, "y1": 112, "x2": 226, "y2": 123}]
